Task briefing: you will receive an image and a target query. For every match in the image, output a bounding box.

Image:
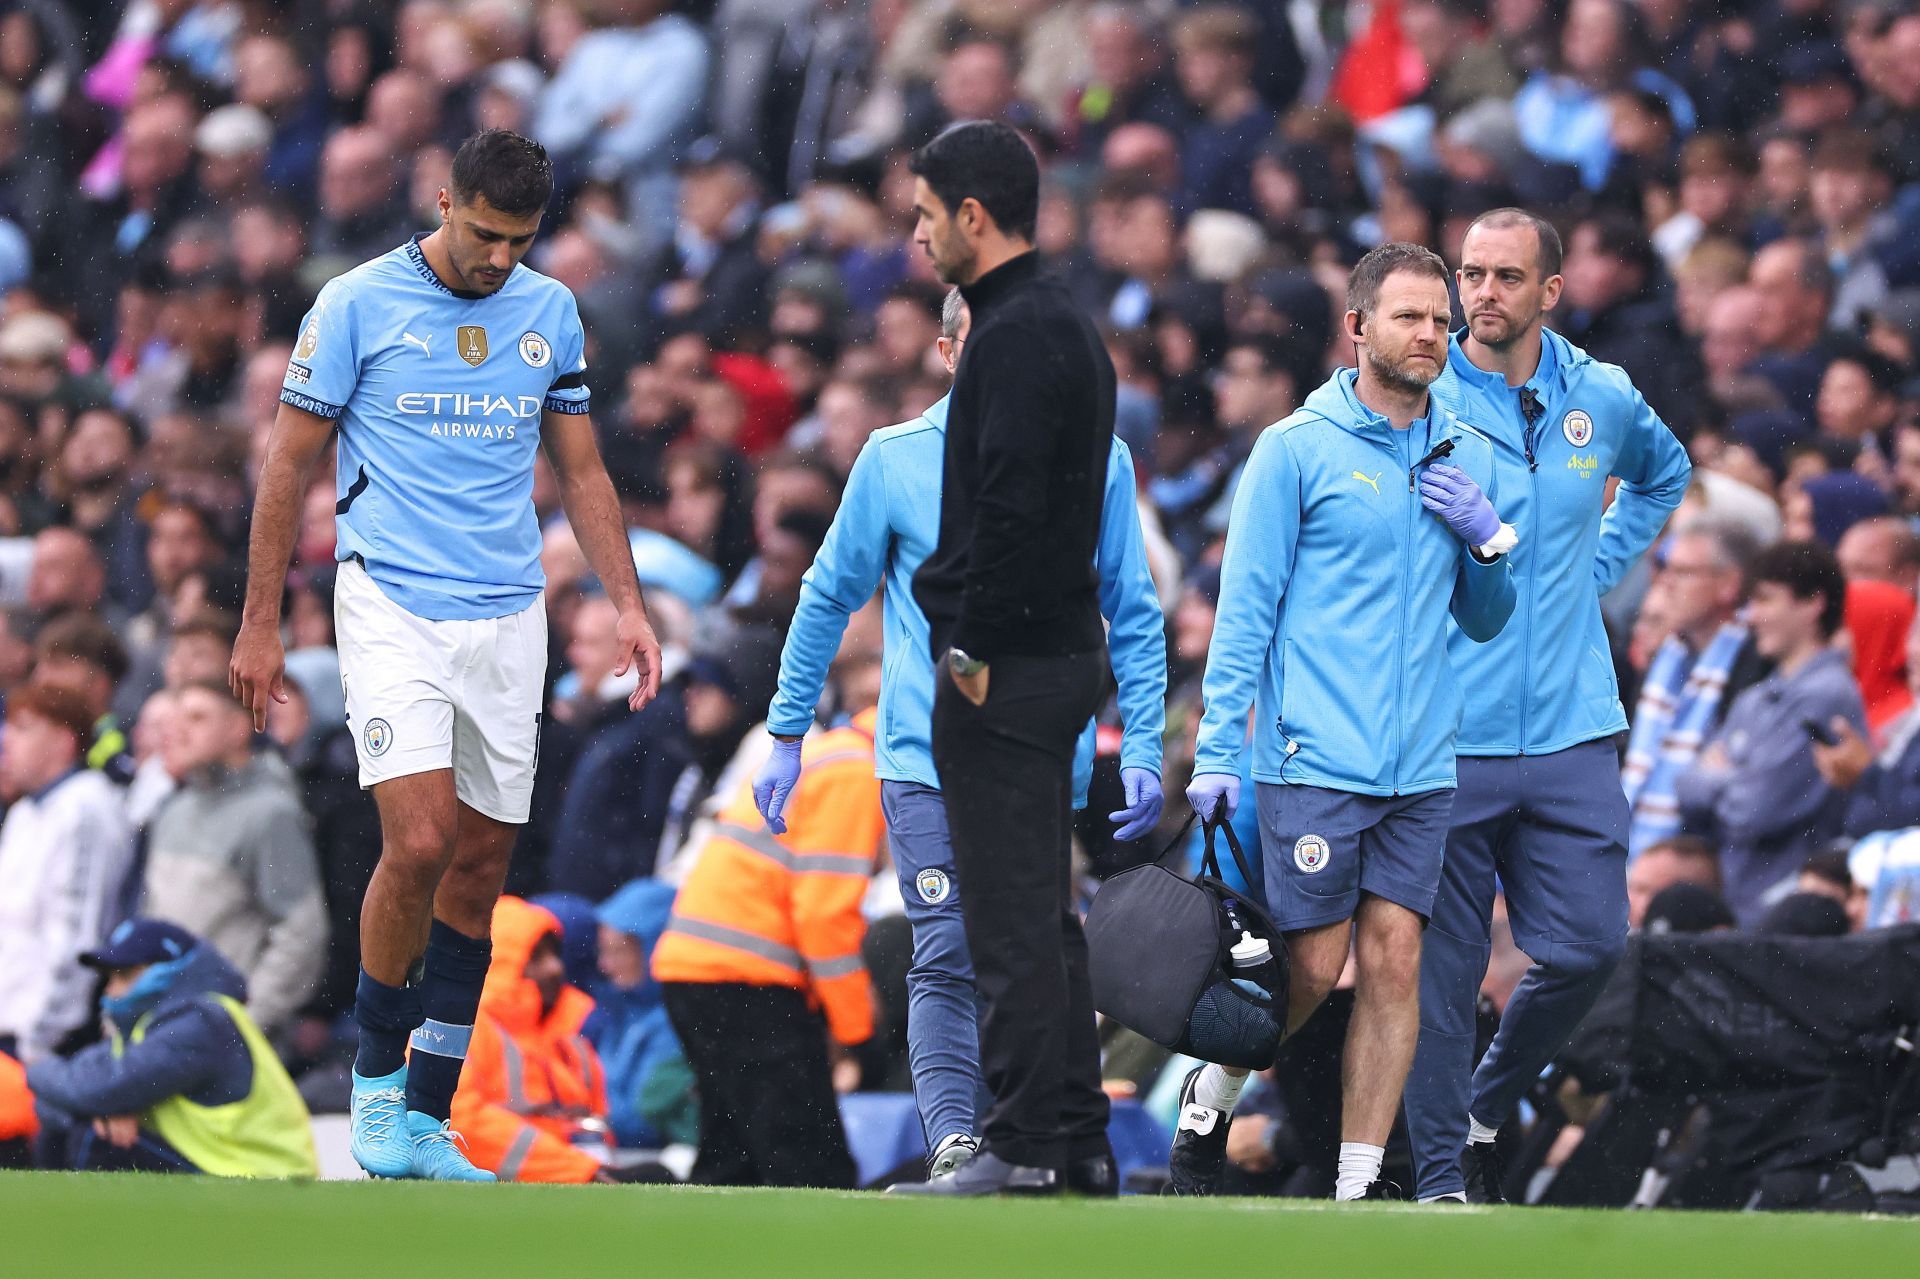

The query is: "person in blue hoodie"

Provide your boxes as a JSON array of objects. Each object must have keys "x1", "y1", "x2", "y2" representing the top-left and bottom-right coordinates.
[
  {"x1": 26, "y1": 919, "x2": 317, "y2": 1177},
  {"x1": 1178, "y1": 241, "x2": 1519, "y2": 1202},
  {"x1": 587, "y1": 879, "x2": 695, "y2": 1149},
  {"x1": 1402, "y1": 208, "x2": 1692, "y2": 1205},
  {"x1": 751, "y1": 287, "x2": 1167, "y2": 1186}
]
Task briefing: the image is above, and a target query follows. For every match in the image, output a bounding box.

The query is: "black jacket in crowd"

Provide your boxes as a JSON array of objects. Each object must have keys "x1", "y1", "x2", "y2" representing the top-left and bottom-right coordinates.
[{"x1": 912, "y1": 251, "x2": 1115, "y2": 663}]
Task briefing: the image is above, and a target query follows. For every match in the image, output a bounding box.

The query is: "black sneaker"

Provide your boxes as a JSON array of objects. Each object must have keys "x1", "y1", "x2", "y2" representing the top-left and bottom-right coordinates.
[
  {"x1": 1354, "y1": 1178, "x2": 1406, "y2": 1201},
  {"x1": 1165, "y1": 1066, "x2": 1231, "y2": 1196},
  {"x1": 1462, "y1": 1140, "x2": 1509, "y2": 1205}
]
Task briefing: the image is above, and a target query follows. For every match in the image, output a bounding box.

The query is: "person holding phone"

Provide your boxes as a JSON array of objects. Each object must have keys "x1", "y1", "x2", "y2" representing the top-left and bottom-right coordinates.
[{"x1": 1676, "y1": 542, "x2": 1867, "y2": 926}]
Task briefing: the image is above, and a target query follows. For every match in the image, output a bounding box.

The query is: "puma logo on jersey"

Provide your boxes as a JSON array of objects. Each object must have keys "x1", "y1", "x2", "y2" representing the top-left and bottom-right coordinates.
[
  {"x1": 401, "y1": 332, "x2": 433, "y2": 358},
  {"x1": 1351, "y1": 470, "x2": 1382, "y2": 495}
]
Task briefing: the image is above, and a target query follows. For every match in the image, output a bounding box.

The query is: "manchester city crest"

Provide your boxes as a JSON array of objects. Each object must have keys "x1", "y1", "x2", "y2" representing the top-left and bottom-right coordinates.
[
  {"x1": 1294, "y1": 834, "x2": 1330, "y2": 874},
  {"x1": 1562, "y1": 409, "x2": 1594, "y2": 447},
  {"x1": 916, "y1": 868, "x2": 951, "y2": 904},
  {"x1": 364, "y1": 718, "x2": 393, "y2": 757}
]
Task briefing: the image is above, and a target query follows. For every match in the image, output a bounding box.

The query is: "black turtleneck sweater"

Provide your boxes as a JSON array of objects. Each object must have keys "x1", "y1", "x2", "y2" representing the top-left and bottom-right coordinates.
[{"x1": 912, "y1": 251, "x2": 1115, "y2": 662}]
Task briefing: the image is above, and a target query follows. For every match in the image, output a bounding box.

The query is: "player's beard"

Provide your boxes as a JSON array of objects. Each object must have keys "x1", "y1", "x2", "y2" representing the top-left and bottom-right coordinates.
[
  {"x1": 928, "y1": 222, "x2": 978, "y2": 287},
  {"x1": 1364, "y1": 342, "x2": 1441, "y2": 396},
  {"x1": 1468, "y1": 299, "x2": 1542, "y2": 351}
]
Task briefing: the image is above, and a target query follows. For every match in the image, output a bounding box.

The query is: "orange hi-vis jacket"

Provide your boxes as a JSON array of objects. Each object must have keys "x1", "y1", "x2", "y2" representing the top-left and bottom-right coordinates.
[
  {"x1": 452, "y1": 897, "x2": 609, "y2": 1184},
  {"x1": 0, "y1": 1050, "x2": 36, "y2": 1140},
  {"x1": 652, "y1": 708, "x2": 884, "y2": 1046}
]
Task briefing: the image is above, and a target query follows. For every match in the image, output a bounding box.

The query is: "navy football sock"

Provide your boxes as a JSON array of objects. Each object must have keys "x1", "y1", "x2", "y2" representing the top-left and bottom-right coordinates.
[
  {"x1": 406, "y1": 920, "x2": 492, "y2": 1122},
  {"x1": 353, "y1": 968, "x2": 422, "y2": 1080}
]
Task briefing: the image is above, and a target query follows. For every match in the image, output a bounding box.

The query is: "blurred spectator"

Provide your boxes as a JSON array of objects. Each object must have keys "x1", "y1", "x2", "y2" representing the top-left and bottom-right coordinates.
[
  {"x1": 532, "y1": 0, "x2": 709, "y2": 242},
  {"x1": 264, "y1": 673, "x2": 377, "y2": 1030},
  {"x1": 1844, "y1": 578, "x2": 1915, "y2": 739},
  {"x1": 1399, "y1": 0, "x2": 1522, "y2": 123},
  {"x1": 0, "y1": 84, "x2": 59, "y2": 251},
  {"x1": 707, "y1": 0, "x2": 870, "y2": 197},
  {"x1": 451, "y1": 896, "x2": 623, "y2": 1184},
  {"x1": 1172, "y1": 5, "x2": 1276, "y2": 217},
  {"x1": 1785, "y1": 471, "x2": 1890, "y2": 547},
  {"x1": 653, "y1": 695, "x2": 883, "y2": 1188},
  {"x1": 1794, "y1": 847, "x2": 1868, "y2": 931},
  {"x1": 1622, "y1": 521, "x2": 1765, "y2": 855},
  {"x1": 1513, "y1": 0, "x2": 1692, "y2": 191},
  {"x1": 140, "y1": 680, "x2": 326, "y2": 1037},
  {"x1": 1639, "y1": 880, "x2": 1737, "y2": 934},
  {"x1": 590, "y1": 879, "x2": 695, "y2": 1150},
  {"x1": 161, "y1": 606, "x2": 238, "y2": 691},
  {"x1": 1819, "y1": 607, "x2": 1920, "y2": 837},
  {"x1": 189, "y1": 103, "x2": 271, "y2": 217},
  {"x1": 1653, "y1": 135, "x2": 1754, "y2": 269},
  {"x1": 123, "y1": 496, "x2": 220, "y2": 666},
  {"x1": 1810, "y1": 129, "x2": 1898, "y2": 330},
  {"x1": 0, "y1": 682, "x2": 136, "y2": 1063},
  {"x1": 311, "y1": 125, "x2": 413, "y2": 264},
  {"x1": 25, "y1": 919, "x2": 318, "y2": 1177},
  {"x1": 1676, "y1": 541, "x2": 1866, "y2": 924},
  {"x1": 33, "y1": 613, "x2": 134, "y2": 781},
  {"x1": 1746, "y1": 237, "x2": 1837, "y2": 417},
  {"x1": 1814, "y1": 347, "x2": 1903, "y2": 453},
  {"x1": 1064, "y1": 2, "x2": 1188, "y2": 156},
  {"x1": 229, "y1": 31, "x2": 327, "y2": 198},
  {"x1": 1626, "y1": 835, "x2": 1724, "y2": 930},
  {"x1": 1558, "y1": 211, "x2": 1705, "y2": 434},
  {"x1": 647, "y1": 140, "x2": 768, "y2": 348},
  {"x1": 1837, "y1": 515, "x2": 1920, "y2": 596},
  {"x1": 548, "y1": 625, "x2": 777, "y2": 899},
  {"x1": 1757, "y1": 889, "x2": 1852, "y2": 935}
]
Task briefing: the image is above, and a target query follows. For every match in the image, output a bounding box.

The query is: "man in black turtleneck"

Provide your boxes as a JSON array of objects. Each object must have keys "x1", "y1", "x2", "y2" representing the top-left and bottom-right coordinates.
[{"x1": 899, "y1": 121, "x2": 1116, "y2": 1197}]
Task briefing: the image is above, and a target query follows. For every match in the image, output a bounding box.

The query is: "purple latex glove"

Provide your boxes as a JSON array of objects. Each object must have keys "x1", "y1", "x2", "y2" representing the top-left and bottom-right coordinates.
[
  {"x1": 1108, "y1": 767, "x2": 1165, "y2": 841},
  {"x1": 753, "y1": 737, "x2": 804, "y2": 834},
  {"x1": 1419, "y1": 462, "x2": 1500, "y2": 546},
  {"x1": 1186, "y1": 772, "x2": 1240, "y2": 822}
]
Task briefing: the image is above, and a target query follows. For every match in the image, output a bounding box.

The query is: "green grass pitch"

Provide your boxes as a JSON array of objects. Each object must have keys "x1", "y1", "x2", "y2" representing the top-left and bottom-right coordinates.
[{"x1": 4, "y1": 1173, "x2": 1915, "y2": 1278}]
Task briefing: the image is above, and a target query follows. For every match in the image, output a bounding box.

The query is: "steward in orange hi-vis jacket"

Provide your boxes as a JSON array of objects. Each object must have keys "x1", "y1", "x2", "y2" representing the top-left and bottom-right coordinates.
[
  {"x1": 652, "y1": 706, "x2": 884, "y2": 1187},
  {"x1": 451, "y1": 897, "x2": 609, "y2": 1183}
]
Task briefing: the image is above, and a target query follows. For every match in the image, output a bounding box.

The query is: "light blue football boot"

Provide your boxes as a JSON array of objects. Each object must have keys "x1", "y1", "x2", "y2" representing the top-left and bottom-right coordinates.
[
  {"x1": 406, "y1": 1112, "x2": 497, "y2": 1182},
  {"x1": 349, "y1": 1067, "x2": 415, "y2": 1179}
]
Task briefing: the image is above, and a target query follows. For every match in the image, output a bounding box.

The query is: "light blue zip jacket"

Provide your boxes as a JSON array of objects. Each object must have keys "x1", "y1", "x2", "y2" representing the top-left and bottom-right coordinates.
[
  {"x1": 1432, "y1": 328, "x2": 1691, "y2": 756},
  {"x1": 766, "y1": 394, "x2": 1166, "y2": 802},
  {"x1": 1194, "y1": 370, "x2": 1516, "y2": 797}
]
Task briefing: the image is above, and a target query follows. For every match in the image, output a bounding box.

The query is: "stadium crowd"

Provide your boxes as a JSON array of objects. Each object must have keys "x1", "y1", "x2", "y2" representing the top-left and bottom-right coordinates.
[{"x1": 0, "y1": 0, "x2": 1917, "y2": 1196}]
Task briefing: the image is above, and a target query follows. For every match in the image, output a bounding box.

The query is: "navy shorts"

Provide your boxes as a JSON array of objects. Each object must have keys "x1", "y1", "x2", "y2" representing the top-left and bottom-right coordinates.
[{"x1": 1255, "y1": 782, "x2": 1456, "y2": 930}]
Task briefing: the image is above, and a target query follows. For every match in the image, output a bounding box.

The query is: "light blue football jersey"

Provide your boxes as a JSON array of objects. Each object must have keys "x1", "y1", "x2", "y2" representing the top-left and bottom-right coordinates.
[{"x1": 280, "y1": 234, "x2": 591, "y2": 621}]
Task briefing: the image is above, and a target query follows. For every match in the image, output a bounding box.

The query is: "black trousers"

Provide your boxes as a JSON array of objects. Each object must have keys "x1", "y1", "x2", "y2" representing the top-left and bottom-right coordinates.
[
  {"x1": 931, "y1": 648, "x2": 1109, "y2": 1170},
  {"x1": 661, "y1": 982, "x2": 856, "y2": 1189}
]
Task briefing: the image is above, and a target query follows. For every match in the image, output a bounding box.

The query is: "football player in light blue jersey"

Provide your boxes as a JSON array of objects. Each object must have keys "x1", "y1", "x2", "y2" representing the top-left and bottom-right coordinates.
[{"x1": 231, "y1": 131, "x2": 662, "y2": 1183}]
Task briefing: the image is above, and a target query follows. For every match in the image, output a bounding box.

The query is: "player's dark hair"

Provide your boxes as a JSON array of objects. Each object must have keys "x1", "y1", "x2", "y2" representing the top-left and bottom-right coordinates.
[
  {"x1": 1346, "y1": 242, "x2": 1449, "y2": 324},
  {"x1": 449, "y1": 129, "x2": 553, "y2": 218},
  {"x1": 909, "y1": 121, "x2": 1039, "y2": 242},
  {"x1": 1750, "y1": 540, "x2": 1848, "y2": 638}
]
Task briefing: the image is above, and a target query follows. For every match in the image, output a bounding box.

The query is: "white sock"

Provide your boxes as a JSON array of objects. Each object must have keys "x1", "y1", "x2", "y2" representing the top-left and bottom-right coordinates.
[
  {"x1": 1335, "y1": 1142, "x2": 1385, "y2": 1200},
  {"x1": 1193, "y1": 1065, "x2": 1246, "y2": 1115},
  {"x1": 1420, "y1": 1193, "x2": 1468, "y2": 1204},
  {"x1": 1467, "y1": 1116, "x2": 1498, "y2": 1145}
]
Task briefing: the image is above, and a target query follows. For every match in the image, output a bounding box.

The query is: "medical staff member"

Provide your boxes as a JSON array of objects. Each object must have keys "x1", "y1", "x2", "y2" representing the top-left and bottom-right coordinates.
[
  {"x1": 1403, "y1": 208, "x2": 1691, "y2": 1204},
  {"x1": 1180, "y1": 241, "x2": 1518, "y2": 1201}
]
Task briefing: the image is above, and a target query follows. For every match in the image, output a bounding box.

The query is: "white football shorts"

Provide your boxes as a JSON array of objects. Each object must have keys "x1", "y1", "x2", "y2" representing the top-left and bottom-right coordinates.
[{"x1": 333, "y1": 558, "x2": 546, "y2": 824}]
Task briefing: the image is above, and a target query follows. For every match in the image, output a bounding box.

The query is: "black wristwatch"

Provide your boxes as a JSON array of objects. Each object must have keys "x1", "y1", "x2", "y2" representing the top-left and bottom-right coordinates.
[{"x1": 948, "y1": 647, "x2": 987, "y2": 677}]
